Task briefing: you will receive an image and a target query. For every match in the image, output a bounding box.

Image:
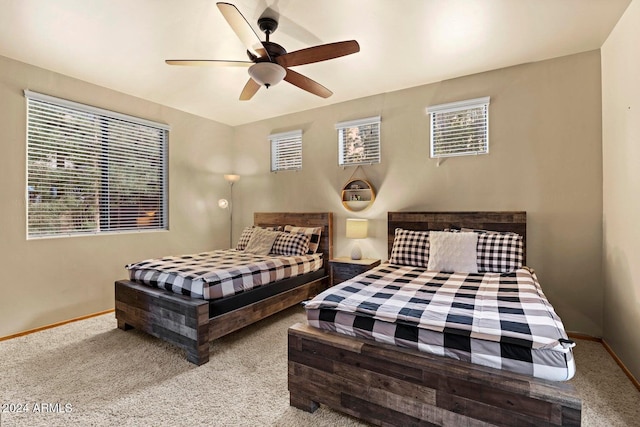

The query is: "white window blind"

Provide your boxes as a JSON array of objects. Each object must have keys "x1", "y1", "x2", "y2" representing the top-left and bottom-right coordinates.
[
  {"x1": 270, "y1": 130, "x2": 302, "y2": 172},
  {"x1": 428, "y1": 97, "x2": 489, "y2": 158},
  {"x1": 336, "y1": 116, "x2": 381, "y2": 166},
  {"x1": 25, "y1": 90, "x2": 169, "y2": 238}
]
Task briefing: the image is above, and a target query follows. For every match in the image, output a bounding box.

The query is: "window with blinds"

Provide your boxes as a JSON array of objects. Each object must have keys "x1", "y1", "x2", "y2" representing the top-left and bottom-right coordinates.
[
  {"x1": 270, "y1": 130, "x2": 302, "y2": 172},
  {"x1": 428, "y1": 97, "x2": 489, "y2": 158},
  {"x1": 336, "y1": 116, "x2": 381, "y2": 166},
  {"x1": 25, "y1": 90, "x2": 169, "y2": 238}
]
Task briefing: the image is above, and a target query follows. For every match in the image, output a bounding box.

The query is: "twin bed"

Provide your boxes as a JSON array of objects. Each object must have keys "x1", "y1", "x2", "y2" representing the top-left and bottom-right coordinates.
[
  {"x1": 115, "y1": 210, "x2": 582, "y2": 426},
  {"x1": 114, "y1": 212, "x2": 333, "y2": 365}
]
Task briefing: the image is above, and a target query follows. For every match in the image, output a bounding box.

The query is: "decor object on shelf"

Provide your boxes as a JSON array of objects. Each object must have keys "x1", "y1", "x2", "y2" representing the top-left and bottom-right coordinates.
[
  {"x1": 218, "y1": 174, "x2": 240, "y2": 247},
  {"x1": 346, "y1": 218, "x2": 368, "y2": 260}
]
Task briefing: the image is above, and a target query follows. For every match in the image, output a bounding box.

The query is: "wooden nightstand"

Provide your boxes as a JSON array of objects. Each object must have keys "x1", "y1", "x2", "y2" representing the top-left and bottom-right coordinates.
[{"x1": 329, "y1": 257, "x2": 381, "y2": 287}]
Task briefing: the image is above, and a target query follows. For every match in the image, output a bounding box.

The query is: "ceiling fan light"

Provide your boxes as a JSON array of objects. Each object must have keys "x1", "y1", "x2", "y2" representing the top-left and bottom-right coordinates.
[{"x1": 248, "y1": 62, "x2": 286, "y2": 88}]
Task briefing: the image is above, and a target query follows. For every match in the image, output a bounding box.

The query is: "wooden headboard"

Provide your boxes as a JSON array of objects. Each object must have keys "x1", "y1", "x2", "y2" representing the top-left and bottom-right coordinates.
[
  {"x1": 387, "y1": 211, "x2": 527, "y2": 263},
  {"x1": 254, "y1": 212, "x2": 333, "y2": 270}
]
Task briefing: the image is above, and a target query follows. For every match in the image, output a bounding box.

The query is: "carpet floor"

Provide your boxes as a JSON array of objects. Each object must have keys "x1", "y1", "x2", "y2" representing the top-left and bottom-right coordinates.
[{"x1": 1, "y1": 306, "x2": 639, "y2": 426}]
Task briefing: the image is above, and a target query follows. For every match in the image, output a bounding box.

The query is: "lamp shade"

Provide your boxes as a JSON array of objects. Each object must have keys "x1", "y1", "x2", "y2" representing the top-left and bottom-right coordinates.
[
  {"x1": 248, "y1": 62, "x2": 286, "y2": 88},
  {"x1": 224, "y1": 174, "x2": 240, "y2": 183},
  {"x1": 346, "y1": 218, "x2": 368, "y2": 239},
  {"x1": 218, "y1": 198, "x2": 229, "y2": 209}
]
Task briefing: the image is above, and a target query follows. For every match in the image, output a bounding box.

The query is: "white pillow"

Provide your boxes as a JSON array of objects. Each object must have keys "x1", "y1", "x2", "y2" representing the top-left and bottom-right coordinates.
[{"x1": 427, "y1": 231, "x2": 478, "y2": 273}]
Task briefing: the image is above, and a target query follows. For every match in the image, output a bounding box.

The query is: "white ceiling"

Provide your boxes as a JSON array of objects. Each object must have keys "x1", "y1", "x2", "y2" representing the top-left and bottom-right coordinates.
[{"x1": 0, "y1": 0, "x2": 631, "y2": 126}]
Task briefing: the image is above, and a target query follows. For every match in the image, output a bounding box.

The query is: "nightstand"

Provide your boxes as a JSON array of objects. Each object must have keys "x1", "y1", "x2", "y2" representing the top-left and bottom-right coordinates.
[{"x1": 329, "y1": 257, "x2": 381, "y2": 287}]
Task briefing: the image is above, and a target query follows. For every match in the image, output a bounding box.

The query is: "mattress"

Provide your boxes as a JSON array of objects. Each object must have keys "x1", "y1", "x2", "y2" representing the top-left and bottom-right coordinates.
[
  {"x1": 127, "y1": 249, "x2": 323, "y2": 300},
  {"x1": 304, "y1": 263, "x2": 575, "y2": 381}
]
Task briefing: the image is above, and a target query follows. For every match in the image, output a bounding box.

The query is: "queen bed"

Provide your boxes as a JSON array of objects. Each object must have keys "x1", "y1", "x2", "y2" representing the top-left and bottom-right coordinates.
[
  {"x1": 288, "y1": 211, "x2": 582, "y2": 426},
  {"x1": 115, "y1": 212, "x2": 332, "y2": 365}
]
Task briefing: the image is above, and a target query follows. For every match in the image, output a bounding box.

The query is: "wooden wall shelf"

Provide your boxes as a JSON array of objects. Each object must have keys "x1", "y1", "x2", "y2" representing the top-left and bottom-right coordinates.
[{"x1": 341, "y1": 179, "x2": 375, "y2": 212}]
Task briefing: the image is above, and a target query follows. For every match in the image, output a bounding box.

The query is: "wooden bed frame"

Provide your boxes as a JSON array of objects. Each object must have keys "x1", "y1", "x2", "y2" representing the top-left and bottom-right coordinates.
[
  {"x1": 115, "y1": 212, "x2": 333, "y2": 365},
  {"x1": 288, "y1": 211, "x2": 582, "y2": 426}
]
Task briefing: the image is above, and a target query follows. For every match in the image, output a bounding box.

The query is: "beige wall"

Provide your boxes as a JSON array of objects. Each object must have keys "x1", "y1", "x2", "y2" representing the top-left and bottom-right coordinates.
[
  {"x1": 233, "y1": 51, "x2": 604, "y2": 336},
  {"x1": 602, "y1": 0, "x2": 640, "y2": 380},
  {"x1": 1, "y1": 49, "x2": 606, "y2": 341},
  {"x1": 0, "y1": 55, "x2": 234, "y2": 337}
]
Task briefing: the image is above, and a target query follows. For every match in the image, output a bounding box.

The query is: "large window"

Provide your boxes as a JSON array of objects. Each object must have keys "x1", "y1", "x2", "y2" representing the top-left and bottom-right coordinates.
[
  {"x1": 25, "y1": 90, "x2": 169, "y2": 238},
  {"x1": 270, "y1": 130, "x2": 302, "y2": 172},
  {"x1": 336, "y1": 116, "x2": 381, "y2": 166},
  {"x1": 428, "y1": 96, "x2": 490, "y2": 158}
]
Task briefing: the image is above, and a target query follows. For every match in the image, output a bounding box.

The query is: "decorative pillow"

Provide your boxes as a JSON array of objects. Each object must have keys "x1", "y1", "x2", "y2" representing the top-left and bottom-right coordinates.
[
  {"x1": 270, "y1": 232, "x2": 311, "y2": 256},
  {"x1": 389, "y1": 228, "x2": 430, "y2": 268},
  {"x1": 427, "y1": 231, "x2": 478, "y2": 273},
  {"x1": 236, "y1": 226, "x2": 282, "y2": 251},
  {"x1": 283, "y1": 225, "x2": 322, "y2": 254},
  {"x1": 449, "y1": 228, "x2": 524, "y2": 273},
  {"x1": 476, "y1": 232, "x2": 523, "y2": 273},
  {"x1": 244, "y1": 228, "x2": 280, "y2": 255}
]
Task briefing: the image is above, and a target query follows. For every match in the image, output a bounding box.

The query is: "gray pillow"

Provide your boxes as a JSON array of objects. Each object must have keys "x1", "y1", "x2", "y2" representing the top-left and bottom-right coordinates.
[{"x1": 244, "y1": 228, "x2": 280, "y2": 255}]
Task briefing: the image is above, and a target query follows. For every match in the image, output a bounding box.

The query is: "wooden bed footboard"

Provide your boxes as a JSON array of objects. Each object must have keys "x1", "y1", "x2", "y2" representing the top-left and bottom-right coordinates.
[
  {"x1": 116, "y1": 276, "x2": 328, "y2": 365},
  {"x1": 288, "y1": 323, "x2": 582, "y2": 426},
  {"x1": 115, "y1": 280, "x2": 211, "y2": 364}
]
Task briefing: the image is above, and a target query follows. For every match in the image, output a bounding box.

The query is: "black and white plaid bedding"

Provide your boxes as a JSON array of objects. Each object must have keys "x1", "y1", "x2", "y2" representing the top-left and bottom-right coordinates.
[
  {"x1": 305, "y1": 263, "x2": 576, "y2": 381},
  {"x1": 127, "y1": 250, "x2": 323, "y2": 300}
]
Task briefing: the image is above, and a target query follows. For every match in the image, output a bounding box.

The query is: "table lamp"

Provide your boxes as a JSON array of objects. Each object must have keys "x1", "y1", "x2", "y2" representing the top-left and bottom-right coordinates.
[{"x1": 346, "y1": 218, "x2": 368, "y2": 260}]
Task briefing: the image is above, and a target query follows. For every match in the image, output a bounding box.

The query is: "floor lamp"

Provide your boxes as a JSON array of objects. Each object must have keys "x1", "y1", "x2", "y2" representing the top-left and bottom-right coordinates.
[{"x1": 218, "y1": 174, "x2": 240, "y2": 248}]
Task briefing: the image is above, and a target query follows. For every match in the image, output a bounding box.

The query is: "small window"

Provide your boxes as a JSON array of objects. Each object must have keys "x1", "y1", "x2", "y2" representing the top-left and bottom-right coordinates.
[
  {"x1": 25, "y1": 90, "x2": 169, "y2": 238},
  {"x1": 336, "y1": 116, "x2": 381, "y2": 166},
  {"x1": 270, "y1": 130, "x2": 302, "y2": 172},
  {"x1": 428, "y1": 97, "x2": 489, "y2": 158}
]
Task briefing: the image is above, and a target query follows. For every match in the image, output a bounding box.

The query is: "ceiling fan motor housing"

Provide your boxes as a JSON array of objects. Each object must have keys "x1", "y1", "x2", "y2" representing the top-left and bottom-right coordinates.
[
  {"x1": 248, "y1": 18, "x2": 288, "y2": 88},
  {"x1": 260, "y1": 42, "x2": 287, "y2": 61},
  {"x1": 258, "y1": 17, "x2": 278, "y2": 35}
]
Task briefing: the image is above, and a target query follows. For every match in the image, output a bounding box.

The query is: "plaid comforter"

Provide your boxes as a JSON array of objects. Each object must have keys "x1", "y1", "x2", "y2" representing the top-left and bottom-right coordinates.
[
  {"x1": 127, "y1": 250, "x2": 323, "y2": 300},
  {"x1": 305, "y1": 263, "x2": 575, "y2": 380},
  {"x1": 306, "y1": 263, "x2": 572, "y2": 351}
]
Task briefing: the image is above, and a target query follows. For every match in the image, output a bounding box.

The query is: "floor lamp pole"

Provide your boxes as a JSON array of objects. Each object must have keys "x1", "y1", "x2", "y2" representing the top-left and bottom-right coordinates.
[
  {"x1": 223, "y1": 174, "x2": 240, "y2": 248},
  {"x1": 228, "y1": 181, "x2": 234, "y2": 248}
]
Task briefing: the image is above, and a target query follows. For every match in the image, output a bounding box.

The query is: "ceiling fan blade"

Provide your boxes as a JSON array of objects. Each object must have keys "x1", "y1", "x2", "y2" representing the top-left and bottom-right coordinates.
[
  {"x1": 165, "y1": 59, "x2": 252, "y2": 67},
  {"x1": 276, "y1": 40, "x2": 359, "y2": 68},
  {"x1": 284, "y1": 69, "x2": 332, "y2": 98},
  {"x1": 239, "y1": 78, "x2": 261, "y2": 100},
  {"x1": 216, "y1": 2, "x2": 270, "y2": 60}
]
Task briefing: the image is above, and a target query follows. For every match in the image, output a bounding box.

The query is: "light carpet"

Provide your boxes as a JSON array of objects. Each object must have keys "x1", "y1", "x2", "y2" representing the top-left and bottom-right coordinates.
[{"x1": 1, "y1": 306, "x2": 639, "y2": 426}]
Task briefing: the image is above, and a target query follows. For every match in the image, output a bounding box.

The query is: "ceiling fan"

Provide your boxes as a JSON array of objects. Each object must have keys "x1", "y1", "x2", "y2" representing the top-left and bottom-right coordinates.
[{"x1": 166, "y1": 2, "x2": 360, "y2": 100}]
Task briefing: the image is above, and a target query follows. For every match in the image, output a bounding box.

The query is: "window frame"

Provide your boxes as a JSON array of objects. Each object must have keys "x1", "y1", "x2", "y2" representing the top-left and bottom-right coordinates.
[
  {"x1": 336, "y1": 116, "x2": 381, "y2": 167},
  {"x1": 269, "y1": 129, "x2": 303, "y2": 172},
  {"x1": 25, "y1": 90, "x2": 169, "y2": 239},
  {"x1": 427, "y1": 96, "x2": 490, "y2": 159}
]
